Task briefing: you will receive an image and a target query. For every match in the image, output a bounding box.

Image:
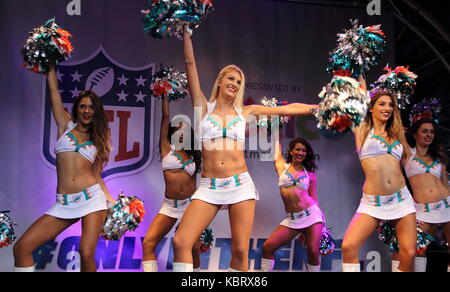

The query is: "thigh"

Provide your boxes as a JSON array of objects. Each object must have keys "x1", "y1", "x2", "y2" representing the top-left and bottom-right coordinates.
[
  {"x1": 394, "y1": 213, "x2": 417, "y2": 251},
  {"x1": 176, "y1": 200, "x2": 221, "y2": 247},
  {"x1": 80, "y1": 210, "x2": 107, "y2": 250},
  {"x1": 418, "y1": 221, "x2": 438, "y2": 236},
  {"x1": 343, "y1": 213, "x2": 379, "y2": 248},
  {"x1": 228, "y1": 200, "x2": 256, "y2": 246},
  {"x1": 303, "y1": 222, "x2": 324, "y2": 249},
  {"x1": 16, "y1": 214, "x2": 78, "y2": 251},
  {"x1": 144, "y1": 213, "x2": 178, "y2": 243},
  {"x1": 266, "y1": 225, "x2": 302, "y2": 249}
]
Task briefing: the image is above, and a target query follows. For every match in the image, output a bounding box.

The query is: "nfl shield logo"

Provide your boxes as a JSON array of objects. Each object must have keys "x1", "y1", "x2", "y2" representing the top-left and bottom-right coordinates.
[{"x1": 40, "y1": 46, "x2": 155, "y2": 180}]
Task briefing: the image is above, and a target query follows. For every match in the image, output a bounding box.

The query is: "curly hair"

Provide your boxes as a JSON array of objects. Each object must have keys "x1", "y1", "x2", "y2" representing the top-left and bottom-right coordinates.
[
  {"x1": 285, "y1": 137, "x2": 318, "y2": 173},
  {"x1": 71, "y1": 90, "x2": 111, "y2": 167}
]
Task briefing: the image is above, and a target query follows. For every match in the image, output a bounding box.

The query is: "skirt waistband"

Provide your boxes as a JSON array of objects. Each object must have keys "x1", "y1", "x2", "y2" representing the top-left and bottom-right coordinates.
[
  {"x1": 56, "y1": 184, "x2": 101, "y2": 206},
  {"x1": 362, "y1": 186, "x2": 410, "y2": 207},
  {"x1": 199, "y1": 172, "x2": 252, "y2": 191},
  {"x1": 416, "y1": 196, "x2": 450, "y2": 213},
  {"x1": 163, "y1": 197, "x2": 192, "y2": 209},
  {"x1": 287, "y1": 205, "x2": 320, "y2": 220}
]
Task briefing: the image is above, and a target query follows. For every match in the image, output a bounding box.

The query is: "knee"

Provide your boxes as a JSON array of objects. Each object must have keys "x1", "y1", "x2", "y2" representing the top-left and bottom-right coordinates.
[
  {"x1": 262, "y1": 240, "x2": 277, "y2": 256},
  {"x1": 399, "y1": 246, "x2": 417, "y2": 260},
  {"x1": 231, "y1": 244, "x2": 249, "y2": 261},
  {"x1": 306, "y1": 245, "x2": 320, "y2": 260},
  {"x1": 79, "y1": 246, "x2": 95, "y2": 263},
  {"x1": 173, "y1": 233, "x2": 190, "y2": 253},
  {"x1": 13, "y1": 239, "x2": 32, "y2": 258},
  {"x1": 142, "y1": 237, "x2": 158, "y2": 253},
  {"x1": 341, "y1": 239, "x2": 358, "y2": 255}
]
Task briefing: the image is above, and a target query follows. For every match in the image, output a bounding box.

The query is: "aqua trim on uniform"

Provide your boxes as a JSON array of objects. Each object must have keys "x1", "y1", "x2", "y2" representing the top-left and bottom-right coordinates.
[
  {"x1": 233, "y1": 175, "x2": 242, "y2": 186},
  {"x1": 371, "y1": 135, "x2": 400, "y2": 154},
  {"x1": 209, "y1": 178, "x2": 217, "y2": 190}
]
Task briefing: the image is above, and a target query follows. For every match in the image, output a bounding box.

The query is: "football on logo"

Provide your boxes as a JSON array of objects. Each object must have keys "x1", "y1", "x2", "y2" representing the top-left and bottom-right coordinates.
[{"x1": 85, "y1": 67, "x2": 115, "y2": 97}]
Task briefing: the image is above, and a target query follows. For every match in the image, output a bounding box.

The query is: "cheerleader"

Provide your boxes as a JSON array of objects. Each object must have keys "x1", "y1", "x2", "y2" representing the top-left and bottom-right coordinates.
[
  {"x1": 13, "y1": 65, "x2": 114, "y2": 272},
  {"x1": 341, "y1": 76, "x2": 416, "y2": 272},
  {"x1": 142, "y1": 95, "x2": 202, "y2": 272},
  {"x1": 261, "y1": 135, "x2": 324, "y2": 272},
  {"x1": 171, "y1": 25, "x2": 318, "y2": 272},
  {"x1": 401, "y1": 114, "x2": 449, "y2": 272}
]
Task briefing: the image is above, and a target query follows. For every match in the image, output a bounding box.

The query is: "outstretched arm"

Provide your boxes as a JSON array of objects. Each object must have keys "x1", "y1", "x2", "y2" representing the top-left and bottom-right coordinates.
[
  {"x1": 245, "y1": 102, "x2": 318, "y2": 117},
  {"x1": 47, "y1": 64, "x2": 72, "y2": 134},
  {"x1": 183, "y1": 25, "x2": 207, "y2": 115}
]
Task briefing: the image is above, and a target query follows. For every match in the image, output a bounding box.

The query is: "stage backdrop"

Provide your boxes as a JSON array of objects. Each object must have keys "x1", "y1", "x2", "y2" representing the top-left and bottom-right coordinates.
[{"x1": 0, "y1": 0, "x2": 396, "y2": 272}]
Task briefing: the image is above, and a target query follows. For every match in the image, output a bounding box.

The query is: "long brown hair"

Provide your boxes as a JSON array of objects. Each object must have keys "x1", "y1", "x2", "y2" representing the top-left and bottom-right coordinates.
[
  {"x1": 407, "y1": 118, "x2": 448, "y2": 164},
  {"x1": 285, "y1": 137, "x2": 318, "y2": 173},
  {"x1": 360, "y1": 91, "x2": 410, "y2": 159},
  {"x1": 71, "y1": 90, "x2": 111, "y2": 167}
]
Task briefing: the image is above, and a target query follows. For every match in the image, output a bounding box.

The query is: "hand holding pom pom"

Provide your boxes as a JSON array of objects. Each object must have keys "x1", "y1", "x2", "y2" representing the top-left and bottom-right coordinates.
[
  {"x1": 142, "y1": 0, "x2": 214, "y2": 40},
  {"x1": 327, "y1": 19, "x2": 386, "y2": 78},
  {"x1": 102, "y1": 193, "x2": 146, "y2": 241},
  {"x1": 370, "y1": 65, "x2": 418, "y2": 110},
  {"x1": 315, "y1": 76, "x2": 369, "y2": 133},
  {"x1": 150, "y1": 65, "x2": 188, "y2": 102},
  {"x1": 21, "y1": 18, "x2": 74, "y2": 73}
]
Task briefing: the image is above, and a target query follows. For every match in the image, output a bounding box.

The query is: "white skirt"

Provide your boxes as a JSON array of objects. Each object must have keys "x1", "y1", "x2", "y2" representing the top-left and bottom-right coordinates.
[
  {"x1": 46, "y1": 184, "x2": 107, "y2": 219},
  {"x1": 192, "y1": 172, "x2": 259, "y2": 209},
  {"x1": 356, "y1": 186, "x2": 416, "y2": 220},
  {"x1": 158, "y1": 197, "x2": 192, "y2": 219},
  {"x1": 415, "y1": 196, "x2": 450, "y2": 224},
  {"x1": 280, "y1": 205, "x2": 324, "y2": 229}
]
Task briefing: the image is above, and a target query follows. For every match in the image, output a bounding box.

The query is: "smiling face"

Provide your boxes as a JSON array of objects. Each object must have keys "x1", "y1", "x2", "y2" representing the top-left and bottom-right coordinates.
[
  {"x1": 413, "y1": 122, "x2": 435, "y2": 148},
  {"x1": 290, "y1": 142, "x2": 307, "y2": 164},
  {"x1": 371, "y1": 95, "x2": 394, "y2": 123},
  {"x1": 76, "y1": 97, "x2": 95, "y2": 126},
  {"x1": 218, "y1": 70, "x2": 242, "y2": 101}
]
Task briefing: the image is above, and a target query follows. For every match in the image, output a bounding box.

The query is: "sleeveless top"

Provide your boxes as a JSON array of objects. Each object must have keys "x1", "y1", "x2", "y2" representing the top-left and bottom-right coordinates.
[{"x1": 54, "y1": 121, "x2": 97, "y2": 163}]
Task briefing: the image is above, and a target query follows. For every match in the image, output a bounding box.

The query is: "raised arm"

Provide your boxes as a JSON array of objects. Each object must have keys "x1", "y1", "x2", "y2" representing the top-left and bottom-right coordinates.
[
  {"x1": 47, "y1": 65, "x2": 72, "y2": 134},
  {"x1": 159, "y1": 96, "x2": 171, "y2": 158},
  {"x1": 273, "y1": 132, "x2": 286, "y2": 176},
  {"x1": 183, "y1": 25, "x2": 207, "y2": 115},
  {"x1": 353, "y1": 73, "x2": 368, "y2": 147}
]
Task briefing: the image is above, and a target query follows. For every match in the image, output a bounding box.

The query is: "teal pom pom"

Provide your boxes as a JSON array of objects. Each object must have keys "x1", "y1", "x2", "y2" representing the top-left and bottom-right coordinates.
[{"x1": 142, "y1": 0, "x2": 214, "y2": 40}]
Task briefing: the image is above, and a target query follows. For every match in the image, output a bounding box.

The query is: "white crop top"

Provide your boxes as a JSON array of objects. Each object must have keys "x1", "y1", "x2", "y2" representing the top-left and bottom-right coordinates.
[
  {"x1": 405, "y1": 148, "x2": 441, "y2": 179},
  {"x1": 278, "y1": 163, "x2": 310, "y2": 190},
  {"x1": 161, "y1": 145, "x2": 196, "y2": 176},
  {"x1": 200, "y1": 101, "x2": 246, "y2": 143},
  {"x1": 359, "y1": 129, "x2": 403, "y2": 161},
  {"x1": 54, "y1": 121, "x2": 97, "y2": 163}
]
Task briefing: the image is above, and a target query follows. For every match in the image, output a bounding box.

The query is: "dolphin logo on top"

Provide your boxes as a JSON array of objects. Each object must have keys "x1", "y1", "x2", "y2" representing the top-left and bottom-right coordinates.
[{"x1": 40, "y1": 45, "x2": 156, "y2": 180}]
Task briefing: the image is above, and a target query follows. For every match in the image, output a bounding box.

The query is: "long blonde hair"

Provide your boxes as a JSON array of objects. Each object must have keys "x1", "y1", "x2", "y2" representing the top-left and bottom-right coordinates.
[
  {"x1": 210, "y1": 65, "x2": 246, "y2": 109},
  {"x1": 360, "y1": 91, "x2": 410, "y2": 159}
]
